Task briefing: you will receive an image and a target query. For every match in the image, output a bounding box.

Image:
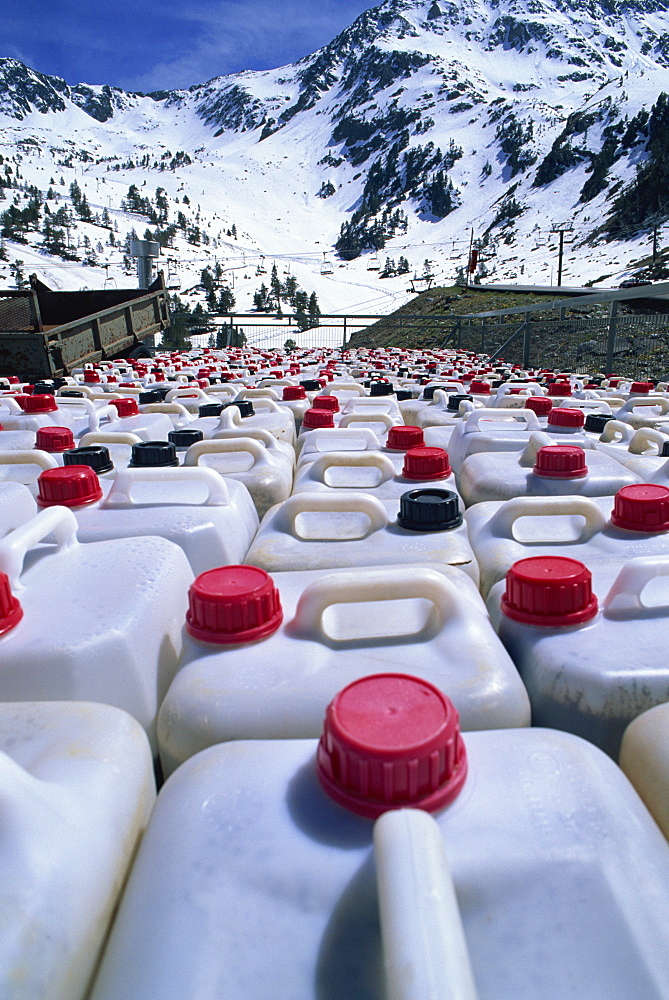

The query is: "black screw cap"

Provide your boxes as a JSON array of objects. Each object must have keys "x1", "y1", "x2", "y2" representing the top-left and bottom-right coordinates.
[
  {"x1": 128, "y1": 440, "x2": 179, "y2": 467},
  {"x1": 63, "y1": 445, "x2": 114, "y2": 474},
  {"x1": 397, "y1": 488, "x2": 463, "y2": 532},
  {"x1": 169, "y1": 429, "x2": 205, "y2": 449}
]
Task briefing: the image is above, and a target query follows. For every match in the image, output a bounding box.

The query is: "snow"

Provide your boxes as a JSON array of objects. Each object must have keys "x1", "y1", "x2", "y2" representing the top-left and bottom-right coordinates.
[{"x1": 1, "y1": 0, "x2": 668, "y2": 311}]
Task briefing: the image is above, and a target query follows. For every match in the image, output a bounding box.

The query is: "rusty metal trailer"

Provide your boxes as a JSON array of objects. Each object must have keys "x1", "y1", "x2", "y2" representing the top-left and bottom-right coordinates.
[{"x1": 0, "y1": 273, "x2": 170, "y2": 379}]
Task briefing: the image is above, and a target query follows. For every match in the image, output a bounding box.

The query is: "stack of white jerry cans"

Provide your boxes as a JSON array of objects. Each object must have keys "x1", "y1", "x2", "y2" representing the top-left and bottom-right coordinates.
[{"x1": 1, "y1": 347, "x2": 669, "y2": 1000}]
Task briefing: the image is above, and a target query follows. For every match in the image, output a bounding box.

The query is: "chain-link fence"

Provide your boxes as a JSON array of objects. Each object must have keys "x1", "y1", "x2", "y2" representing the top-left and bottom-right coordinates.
[{"x1": 174, "y1": 307, "x2": 669, "y2": 380}]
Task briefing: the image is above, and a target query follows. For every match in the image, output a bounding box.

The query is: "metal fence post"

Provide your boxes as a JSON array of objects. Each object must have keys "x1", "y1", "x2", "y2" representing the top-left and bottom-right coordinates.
[
  {"x1": 523, "y1": 312, "x2": 530, "y2": 367},
  {"x1": 605, "y1": 300, "x2": 618, "y2": 375}
]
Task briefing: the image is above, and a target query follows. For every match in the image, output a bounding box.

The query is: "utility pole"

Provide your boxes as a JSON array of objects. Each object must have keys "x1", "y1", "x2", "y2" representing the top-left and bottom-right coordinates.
[
  {"x1": 465, "y1": 228, "x2": 474, "y2": 289},
  {"x1": 550, "y1": 222, "x2": 573, "y2": 287}
]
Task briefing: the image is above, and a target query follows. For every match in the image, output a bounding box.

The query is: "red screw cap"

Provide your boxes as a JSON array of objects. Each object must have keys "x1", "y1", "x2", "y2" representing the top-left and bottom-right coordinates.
[
  {"x1": 547, "y1": 407, "x2": 585, "y2": 429},
  {"x1": 34, "y1": 425, "x2": 75, "y2": 452},
  {"x1": 402, "y1": 446, "x2": 451, "y2": 481},
  {"x1": 547, "y1": 381, "x2": 571, "y2": 397},
  {"x1": 186, "y1": 565, "x2": 283, "y2": 645},
  {"x1": 36, "y1": 465, "x2": 103, "y2": 508},
  {"x1": 83, "y1": 370, "x2": 101, "y2": 383},
  {"x1": 525, "y1": 396, "x2": 552, "y2": 416},
  {"x1": 469, "y1": 379, "x2": 491, "y2": 394},
  {"x1": 317, "y1": 674, "x2": 468, "y2": 818},
  {"x1": 611, "y1": 484, "x2": 669, "y2": 533},
  {"x1": 301, "y1": 408, "x2": 335, "y2": 429},
  {"x1": 0, "y1": 572, "x2": 23, "y2": 637},
  {"x1": 533, "y1": 445, "x2": 588, "y2": 479},
  {"x1": 386, "y1": 425, "x2": 424, "y2": 451},
  {"x1": 313, "y1": 395, "x2": 340, "y2": 412},
  {"x1": 502, "y1": 556, "x2": 598, "y2": 627},
  {"x1": 282, "y1": 386, "x2": 307, "y2": 401},
  {"x1": 22, "y1": 394, "x2": 58, "y2": 414},
  {"x1": 110, "y1": 397, "x2": 140, "y2": 417},
  {"x1": 630, "y1": 381, "x2": 653, "y2": 395}
]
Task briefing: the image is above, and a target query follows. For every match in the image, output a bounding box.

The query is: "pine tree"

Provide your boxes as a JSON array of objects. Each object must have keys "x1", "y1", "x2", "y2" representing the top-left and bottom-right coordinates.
[{"x1": 308, "y1": 292, "x2": 321, "y2": 328}]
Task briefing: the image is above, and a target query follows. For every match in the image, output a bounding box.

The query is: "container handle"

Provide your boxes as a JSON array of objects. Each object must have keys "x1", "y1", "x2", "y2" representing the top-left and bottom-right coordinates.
[
  {"x1": 297, "y1": 427, "x2": 380, "y2": 460},
  {"x1": 140, "y1": 401, "x2": 191, "y2": 425},
  {"x1": 0, "y1": 507, "x2": 78, "y2": 591},
  {"x1": 487, "y1": 495, "x2": 606, "y2": 540},
  {"x1": 291, "y1": 566, "x2": 458, "y2": 641},
  {"x1": 205, "y1": 385, "x2": 237, "y2": 400},
  {"x1": 307, "y1": 450, "x2": 397, "y2": 485},
  {"x1": 184, "y1": 436, "x2": 270, "y2": 468},
  {"x1": 0, "y1": 450, "x2": 59, "y2": 471},
  {"x1": 79, "y1": 430, "x2": 143, "y2": 448},
  {"x1": 0, "y1": 396, "x2": 24, "y2": 414},
  {"x1": 627, "y1": 427, "x2": 669, "y2": 455},
  {"x1": 598, "y1": 419, "x2": 634, "y2": 444},
  {"x1": 325, "y1": 382, "x2": 367, "y2": 397},
  {"x1": 103, "y1": 466, "x2": 231, "y2": 507},
  {"x1": 211, "y1": 427, "x2": 280, "y2": 451},
  {"x1": 274, "y1": 491, "x2": 388, "y2": 537},
  {"x1": 465, "y1": 407, "x2": 540, "y2": 432},
  {"x1": 604, "y1": 555, "x2": 669, "y2": 616},
  {"x1": 338, "y1": 411, "x2": 395, "y2": 430},
  {"x1": 85, "y1": 402, "x2": 116, "y2": 431},
  {"x1": 618, "y1": 395, "x2": 669, "y2": 415},
  {"x1": 374, "y1": 809, "x2": 479, "y2": 1000},
  {"x1": 165, "y1": 386, "x2": 211, "y2": 402},
  {"x1": 235, "y1": 387, "x2": 281, "y2": 401},
  {"x1": 519, "y1": 431, "x2": 554, "y2": 467}
]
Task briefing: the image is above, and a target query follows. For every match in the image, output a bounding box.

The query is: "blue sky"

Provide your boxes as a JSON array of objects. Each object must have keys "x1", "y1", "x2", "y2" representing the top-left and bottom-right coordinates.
[{"x1": 3, "y1": 0, "x2": 377, "y2": 91}]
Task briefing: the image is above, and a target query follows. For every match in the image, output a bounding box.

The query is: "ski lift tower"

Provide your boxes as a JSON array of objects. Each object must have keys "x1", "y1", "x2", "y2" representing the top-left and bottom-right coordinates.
[{"x1": 130, "y1": 240, "x2": 161, "y2": 290}]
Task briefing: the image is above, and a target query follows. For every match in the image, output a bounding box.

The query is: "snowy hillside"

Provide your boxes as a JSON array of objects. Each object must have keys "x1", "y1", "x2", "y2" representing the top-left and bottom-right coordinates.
[{"x1": 1, "y1": 0, "x2": 669, "y2": 319}]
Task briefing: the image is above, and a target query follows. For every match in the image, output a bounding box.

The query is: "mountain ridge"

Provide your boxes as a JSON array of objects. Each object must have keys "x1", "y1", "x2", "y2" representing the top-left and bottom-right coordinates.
[{"x1": 0, "y1": 0, "x2": 668, "y2": 314}]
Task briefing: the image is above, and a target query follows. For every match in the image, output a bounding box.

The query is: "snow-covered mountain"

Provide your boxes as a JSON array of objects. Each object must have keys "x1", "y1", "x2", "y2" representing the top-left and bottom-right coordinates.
[{"x1": 1, "y1": 0, "x2": 669, "y2": 318}]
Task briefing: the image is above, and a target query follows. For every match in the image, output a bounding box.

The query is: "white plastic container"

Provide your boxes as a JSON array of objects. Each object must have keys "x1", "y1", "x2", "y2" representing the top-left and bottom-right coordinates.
[
  {"x1": 459, "y1": 434, "x2": 640, "y2": 507},
  {"x1": 614, "y1": 395, "x2": 669, "y2": 430},
  {"x1": 157, "y1": 562, "x2": 529, "y2": 775},
  {"x1": 447, "y1": 408, "x2": 544, "y2": 474},
  {"x1": 620, "y1": 703, "x2": 669, "y2": 842},
  {"x1": 34, "y1": 464, "x2": 258, "y2": 575},
  {"x1": 245, "y1": 489, "x2": 478, "y2": 582},
  {"x1": 184, "y1": 436, "x2": 293, "y2": 519},
  {"x1": 0, "y1": 448, "x2": 59, "y2": 494},
  {"x1": 0, "y1": 700, "x2": 155, "y2": 1000},
  {"x1": 292, "y1": 448, "x2": 460, "y2": 502},
  {"x1": 465, "y1": 486, "x2": 669, "y2": 597},
  {"x1": 415, "y1": 390, "x2": 478, "y2": 428},
  {"x1": 0, "y1": 393, "x2": 77, "y2": 431},
  {"x1": 101, "y1": 396, "x2": 177, "y2": 439},
  {"x1": 0, "y1": 428, "x2": 42, "y2": 453},
  {"x1": 0, "y1": 506, "x2": 193, "y2": 751},
  {"x1": 398, "y1": 382, "x2": 466, "y2": 425},
  {"x1": 207, "y1": 397, "x2": 297, "y2": 445},
  {"x1": 94, "y1": 675, "x2": 669, "y2": 1000},
  {"x1": 487, "y1": 554, "x2": 669, "y2": 757},
  {"x1": 623, "y1": 427, "x2": 669, "y2": 477},
  {"x1": 0, "y1": 481, "x2": 36, "y2": 537},
  {"x1": 296, "y1": 425, "x2": 383, "y2": 465}
]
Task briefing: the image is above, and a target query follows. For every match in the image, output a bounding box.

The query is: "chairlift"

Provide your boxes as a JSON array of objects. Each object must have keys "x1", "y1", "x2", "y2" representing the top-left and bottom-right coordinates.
[
  {"x1": 410, "y1": 274, "x2": 434, "y2": 293},
  {"x1": 283, "y1": 262, "x2": 291, "y2": 276},
  {"x1": 103, "y1": 264, "x2": 117, "y2": 290},
  {"x1": 166, "y1": 258, "x2": 181, "y2": 291},
  {"x1": 367, "y1": 252, "x2": 380, "y2": 271},
  {"x1": 255, "y1": 256, "x2": 267, "y2": 276},
  {"x1": 321, "y1": 253, "x2": 334, "y2": 276}
]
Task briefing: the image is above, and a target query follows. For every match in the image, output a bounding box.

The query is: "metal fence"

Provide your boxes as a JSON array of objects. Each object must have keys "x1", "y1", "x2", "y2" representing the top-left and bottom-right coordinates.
[
  {"x1": 175, "y1": 304, "x2": 669, "y2": 380},
  {"x1": 441, "y1": 313, "x2": 669, "y2": 380}
]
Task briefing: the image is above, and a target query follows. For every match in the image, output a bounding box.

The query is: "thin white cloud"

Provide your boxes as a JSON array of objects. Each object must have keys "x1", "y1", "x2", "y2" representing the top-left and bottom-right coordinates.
[{"x1": 119, "y1": 0, "x2": 375, "y2": 91}]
